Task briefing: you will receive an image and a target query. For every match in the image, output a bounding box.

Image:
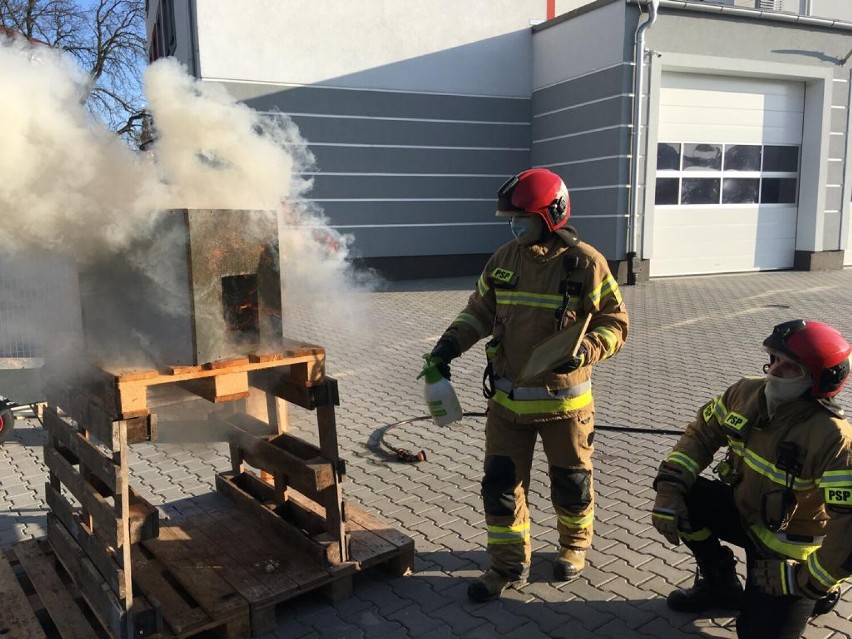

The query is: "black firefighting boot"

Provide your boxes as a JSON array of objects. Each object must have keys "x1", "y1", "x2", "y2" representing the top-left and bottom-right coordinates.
[
  {"x1": 667, "y1": 546, "x2": 744, "y2": 613},
  {"x1": 467, "y1": 567, "x2": 528, "y2": 603},
  {"x1": 553, "y1": 548, "x2": 586, "y2": 581}
]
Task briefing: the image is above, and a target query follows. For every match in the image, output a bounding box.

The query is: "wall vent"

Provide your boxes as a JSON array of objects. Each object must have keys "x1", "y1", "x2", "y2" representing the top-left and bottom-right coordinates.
[{"x1": 755, "y1": 0, "x2": 782, "y2": 10}]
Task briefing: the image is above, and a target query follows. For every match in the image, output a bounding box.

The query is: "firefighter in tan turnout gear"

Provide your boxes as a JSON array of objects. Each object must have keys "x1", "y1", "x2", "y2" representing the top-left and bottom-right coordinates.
[
  {"x1": 428, "y1": 168, "x2": 628, "y2": 602},
  {"x1": 652, "y1": 320, "x2": 852, "y2": 639}
]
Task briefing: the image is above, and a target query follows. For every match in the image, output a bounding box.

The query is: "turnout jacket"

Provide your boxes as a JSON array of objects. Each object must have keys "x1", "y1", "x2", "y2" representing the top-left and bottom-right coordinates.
[
  {"x1": 439, "y1": 229, "x2": 628, "y2": 422},
  {"x1": 659, "y1": 377, "x2": 852, "y2": 596}
]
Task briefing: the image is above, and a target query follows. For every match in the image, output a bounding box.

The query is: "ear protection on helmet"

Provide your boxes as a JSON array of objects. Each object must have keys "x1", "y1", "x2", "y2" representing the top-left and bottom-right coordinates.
[
  {"x1": 548, "y1": 195, "x2": 567, "y2": 228},
  {"x1": 820, "y1": 358, "x2": 850, "y2": 396}
]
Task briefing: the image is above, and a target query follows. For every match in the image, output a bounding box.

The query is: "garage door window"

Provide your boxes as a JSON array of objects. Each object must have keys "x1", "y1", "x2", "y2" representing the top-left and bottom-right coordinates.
[{"x1": 655, "y1": 143, "x2": 798, "y2": 205}]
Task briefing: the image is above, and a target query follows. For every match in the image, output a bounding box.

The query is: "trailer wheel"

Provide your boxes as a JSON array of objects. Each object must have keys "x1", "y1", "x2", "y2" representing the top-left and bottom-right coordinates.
[{"x1": 0, "y1": 404, "x2": 14, "y2": 443}]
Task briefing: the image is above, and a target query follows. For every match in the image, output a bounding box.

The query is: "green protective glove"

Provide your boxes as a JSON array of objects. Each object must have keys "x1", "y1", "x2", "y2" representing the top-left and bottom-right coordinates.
[
  {"x1": 751, "y1": 559, "x2": 826, "y2": 599},
  {"x1": 651, "y1": 481, "x2": 691, "y2": 546}
]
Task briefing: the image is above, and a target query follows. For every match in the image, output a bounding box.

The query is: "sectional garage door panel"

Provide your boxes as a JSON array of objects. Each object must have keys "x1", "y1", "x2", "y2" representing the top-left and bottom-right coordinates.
[
  {"x1": 659, "y1": 77, "x2": 804, "y2": 145},
  {"x1": 651, "y1": 73, "x2": 804, "y2": 277},
  {"x1": 652, "y1": 207, "x2": 798, "y2": 275}
]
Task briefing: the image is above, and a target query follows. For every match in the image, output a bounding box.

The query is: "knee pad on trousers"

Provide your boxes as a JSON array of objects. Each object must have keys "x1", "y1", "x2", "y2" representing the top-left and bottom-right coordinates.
[
  {"x1": 550, "y1": 466, "x2": 592, "y2": 511},
  {"x1": 482, "y1": 455, "x2": 517, "y2": 517}
]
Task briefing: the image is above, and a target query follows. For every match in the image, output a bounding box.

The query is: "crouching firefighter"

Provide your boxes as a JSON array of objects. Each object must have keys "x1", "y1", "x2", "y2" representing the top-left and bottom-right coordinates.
[
  {"x1": 428, "y1": 168, "x2": 628, "y2": 602},
  {"x1": 651, "y1": 319, "x2": 852, "y2": 638}
]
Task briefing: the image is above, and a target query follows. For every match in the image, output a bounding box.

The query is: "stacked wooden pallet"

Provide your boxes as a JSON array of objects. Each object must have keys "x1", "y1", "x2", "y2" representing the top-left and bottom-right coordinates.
[{"x1": 0, "y1": 339, "x2": 414, "y2": 638}]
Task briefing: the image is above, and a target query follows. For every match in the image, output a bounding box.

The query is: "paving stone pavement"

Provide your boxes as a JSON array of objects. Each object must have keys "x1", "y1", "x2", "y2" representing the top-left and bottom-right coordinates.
[{"x1": 2, "y1": 269, "x2": 852, "y2": 638}]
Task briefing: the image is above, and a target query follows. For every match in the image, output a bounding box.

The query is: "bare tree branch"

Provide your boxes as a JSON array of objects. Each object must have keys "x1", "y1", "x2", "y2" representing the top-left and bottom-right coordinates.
[{"x1": 0, "y1": 0, "x2": 145, "y2": 144}]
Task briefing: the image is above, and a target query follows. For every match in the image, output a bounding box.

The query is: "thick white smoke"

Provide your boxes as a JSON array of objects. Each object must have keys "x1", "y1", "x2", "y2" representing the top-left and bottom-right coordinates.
[{"x1": 0, "y1": 40, "x2": 376, "y2": 373}]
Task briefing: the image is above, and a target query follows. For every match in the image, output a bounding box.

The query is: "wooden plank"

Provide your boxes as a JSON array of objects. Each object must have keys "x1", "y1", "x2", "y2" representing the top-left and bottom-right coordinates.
[
  {"x1": 47, "y1": 516, "x2": 126, "y2": 639},
  {"x1": 167, "y1": 364, "x2": 203, "y2": 375},
  {"x1": 113, "y1": 369, "x2": 160, "y2": 382},
  {"x1": 248, "y1": 352, "x2": 285, "y2": 363},
  {"x1": 130, "y1": 546, "x2": 209, "y2": 636},
  {"x1": 346, "y1": 504, "x2": 416, "y2": 576},
  {"x1": 45, "y1": 379, "x2": 155, "y2": 446},
  {"x1": 0, "y1": 551, "x2": 48, "y2": 639},
  {"x1": 113, "y1": 420, "x2": 133, "y2": 612},
  {"x1": 14, "y1": 539, "x2": 96, "y2": 639},
  {"x1": 178, "y1": 514, "x2": 280, "y2": 604},
  {"x1": 45, "y1": 490, "x2": 125, "y2": 598},
  {"x1": 248, "y1": 368, "x2": 314, "y2": 410},
  {"x1": 215, "y1": 472, "x2": 338, "y2": 565},
  {"x1": 140, "y1": 526, "x2": 246, "y2": 621},
  {"x1": 44, "y1": 447, "x2": 120, "y2": 548},
  {"x1": 179, "y1": 371, "x2": 250, "y2": 404},
  {"x1": 216, "y1": 512, "x2": 339, "y2": 592},
  {"x1": 346, "y1": 517, "x2": 400, "y2": 568},
  {"x1": 44, "y1": 382, "x2": 121, "y2": 449},
  {"x1": 115, "y1": 381, "x2": 148, "y2": 418},
  {"x1": 46, "y1": 408, "x2": 121, "y2": 494},
  {"x1": 128, "y1": 489, "x2": 159, "y2": 543},
  {"x1": 239, "y1": 472, "x2": 326, "y2": 535},
  {"x1": 217, "y1": 417, "x2": 334, "y2": 499},
  {"x1": 316, "y1": 404, "x2": 348, "y2": 563},
  {"x1": 346, "y1": 504, "x2": 415, "y2": 553},
  {"x1": 206, "y1": 357, "x2": 250, "y2": 370}
]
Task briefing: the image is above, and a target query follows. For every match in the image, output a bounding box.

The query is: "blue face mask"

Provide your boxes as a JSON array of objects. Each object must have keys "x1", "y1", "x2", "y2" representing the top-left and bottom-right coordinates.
[{"x1": 510, "y1": 216, "x2": 535, "y2": 240}]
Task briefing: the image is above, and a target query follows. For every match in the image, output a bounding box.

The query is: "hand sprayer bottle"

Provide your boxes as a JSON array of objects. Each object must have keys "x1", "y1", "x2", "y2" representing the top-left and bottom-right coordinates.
[{"x1": 420, "y1": 356, "x2": 463, "y2": 426}]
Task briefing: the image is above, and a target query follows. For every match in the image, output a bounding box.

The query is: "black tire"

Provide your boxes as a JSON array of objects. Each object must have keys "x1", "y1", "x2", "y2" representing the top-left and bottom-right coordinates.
[{"x1": 0, "y1": 405, "x2": 14, "y2": 443}]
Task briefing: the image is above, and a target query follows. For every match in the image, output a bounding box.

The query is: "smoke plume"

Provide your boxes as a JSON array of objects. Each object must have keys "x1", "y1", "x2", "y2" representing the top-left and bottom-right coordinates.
[{"x1": 0, "y1": 39, "x2": 376, "y2": 373}]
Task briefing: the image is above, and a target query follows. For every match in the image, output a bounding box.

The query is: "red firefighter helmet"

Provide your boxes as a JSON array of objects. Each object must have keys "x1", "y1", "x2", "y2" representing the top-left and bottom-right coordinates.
[
  {"x1": 496, "y1": 168, "x2": 571, "y2": 232},
  {"x1": 763, "y1": 320, "x2": 851, "y2": 398}
]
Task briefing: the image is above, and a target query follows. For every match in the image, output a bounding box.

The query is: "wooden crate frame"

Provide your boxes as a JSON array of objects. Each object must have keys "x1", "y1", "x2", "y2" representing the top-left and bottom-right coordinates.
[{"x1": 34, "y1": 338, "x2": 413, "y2": 638}]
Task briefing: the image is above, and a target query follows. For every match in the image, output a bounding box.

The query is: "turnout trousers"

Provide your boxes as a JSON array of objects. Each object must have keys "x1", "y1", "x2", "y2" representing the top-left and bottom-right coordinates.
[
  {"x1": 683, "y1": 478, "x2": 816, "y2": 639},
  {"x1": 481, "y1": 406, "x2": 595, "y2": 579}
]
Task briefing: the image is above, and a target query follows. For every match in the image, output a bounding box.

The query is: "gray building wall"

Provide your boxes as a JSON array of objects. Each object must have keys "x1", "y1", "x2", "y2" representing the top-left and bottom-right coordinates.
[
  {"x1": 531, "y1": 1, "x2": 637, "y2": 259},
  {"x1": 148, "y1": 1, "x2": 552, "y2": 278},
  {"x1": 227, "y1": 82, "x2": 531, "y2": 268},
  {"x1": 144, "y1": 0, "x2": 852, "y2": 278},
  {"x1": 644, "y1": 8, "x2": 852, "y2": 255}
]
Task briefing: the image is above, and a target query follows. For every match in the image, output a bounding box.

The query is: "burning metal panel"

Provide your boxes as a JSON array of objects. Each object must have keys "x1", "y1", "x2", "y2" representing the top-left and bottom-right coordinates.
[{"x1": 79, "y1": 209, "x2": 282, "y2": 367}]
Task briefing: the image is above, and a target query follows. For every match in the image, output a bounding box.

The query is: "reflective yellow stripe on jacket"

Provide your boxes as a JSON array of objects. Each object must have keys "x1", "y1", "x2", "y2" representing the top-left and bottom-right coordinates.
[
  {"x1": 492, "y1": 388, "x2": 592, "y2": 415},
  {"x1": 591, "y1": 326, "x2": 618, "y2": 358},
  {"x1": 749, "y1": 524, "x2": 821, "y2": 561},
  {"x1": 452, "y1": 311, "x2": 486, "y2": 335},
  {"x1": 666, "y1": 451, "x2": 701, "y2": 479},
  {"x1": 495, "y1": 289, "x2": 564, "y2": 310},
  {"x1": 487, "y1": 522, "x2": 530, "y2": 545},
  {"x1": 728, "y1": 438, "x2": 817, "y2": 491},
  {"x1": 807, "y1": 551, "x2": 841, "y2": 590},
  {"x1": 588, "y1": 274, "x2": 622, "y2": 307}
]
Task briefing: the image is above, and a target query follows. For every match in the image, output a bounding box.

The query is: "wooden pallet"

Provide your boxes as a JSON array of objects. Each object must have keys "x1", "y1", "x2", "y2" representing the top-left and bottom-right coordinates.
[
  {"x1": 34, "y1": 340, "x2": 413, "y2": 638},
  {"x1": 2, "y1": 536, "x2": 250, "y2": 639},
  {"x1": 161, "y1": 493, "x2": 414, "y2": 637}
]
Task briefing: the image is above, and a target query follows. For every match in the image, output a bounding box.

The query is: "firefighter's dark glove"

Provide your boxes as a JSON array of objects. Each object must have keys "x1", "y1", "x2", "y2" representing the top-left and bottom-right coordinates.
[
  {"x1": 430, "y1": 337, "x2": 460, "y2": 380},
  {"x1": 553, "y1": 345, "x2": 587, "y2": 374},
  {"x1": 751, "y1": 559, "x2": 826, "y2": 599},
  {"x1": 651, "y1": 481, "x2": 691, "y2": 546}
]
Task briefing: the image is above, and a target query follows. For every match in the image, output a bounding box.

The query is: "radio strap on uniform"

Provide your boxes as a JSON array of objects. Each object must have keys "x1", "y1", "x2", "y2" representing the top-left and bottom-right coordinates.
[
  {"x1": 482, "y1": 338, "x2": 500, "y2": 398},
  {"x1": 482, "y1": 364, "x2": 495, "y2": 398}
]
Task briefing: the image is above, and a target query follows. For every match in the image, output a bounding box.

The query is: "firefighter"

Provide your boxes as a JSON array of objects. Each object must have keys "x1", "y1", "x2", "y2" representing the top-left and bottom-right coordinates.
[
  {"x1": 651, "y1": 319, "x2": 852, "y2": 638},
  {"x1": 429, "y1": 168, "x2": 629, "y2": 602}
]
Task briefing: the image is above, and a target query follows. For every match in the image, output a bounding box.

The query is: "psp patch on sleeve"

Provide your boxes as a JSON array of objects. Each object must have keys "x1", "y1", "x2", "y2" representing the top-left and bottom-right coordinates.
[{"x1": 825, "y1": 486, "x2": 852, "y2": 506}]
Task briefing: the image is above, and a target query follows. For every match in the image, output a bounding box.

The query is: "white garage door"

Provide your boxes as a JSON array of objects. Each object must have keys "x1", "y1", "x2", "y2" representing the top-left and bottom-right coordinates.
[{"x1": 651, "y1": 73, "x2": 804, "y2": 277}]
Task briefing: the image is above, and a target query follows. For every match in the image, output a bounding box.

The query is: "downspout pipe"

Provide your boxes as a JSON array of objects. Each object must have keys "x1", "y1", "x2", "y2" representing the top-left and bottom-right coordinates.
[{"x1": 626, "y1": 0, "x2": 659, "y2": 264}]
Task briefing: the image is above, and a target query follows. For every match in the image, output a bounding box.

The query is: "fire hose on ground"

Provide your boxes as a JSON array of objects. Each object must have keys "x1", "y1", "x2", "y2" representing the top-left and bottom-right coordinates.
[{"x1": 375, "y1": 411, "x2": 686, "y2": 464}]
